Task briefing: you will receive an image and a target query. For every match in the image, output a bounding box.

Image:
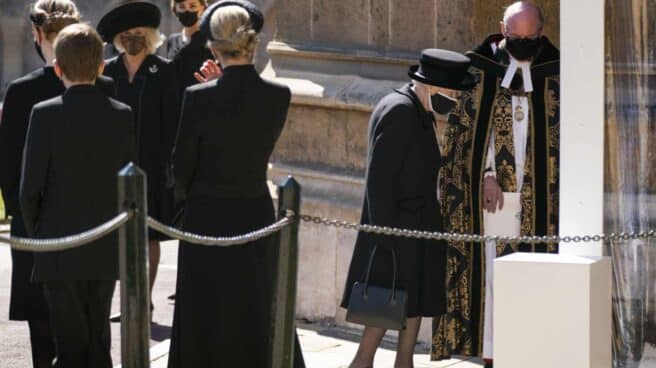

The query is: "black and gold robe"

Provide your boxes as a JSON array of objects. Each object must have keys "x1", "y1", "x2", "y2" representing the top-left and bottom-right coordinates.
[{"x1": 431, "y1": 34, "x2": 560, "y2": 360}]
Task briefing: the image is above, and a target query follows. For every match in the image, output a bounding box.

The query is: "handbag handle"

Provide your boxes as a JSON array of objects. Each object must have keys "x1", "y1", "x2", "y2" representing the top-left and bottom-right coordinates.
[
  {"x1": 362, "y1": 186, "x2": 400, "y2": 302},
  {"x1": 362, "y1": 245, "x2": 399, "y2": 302}
]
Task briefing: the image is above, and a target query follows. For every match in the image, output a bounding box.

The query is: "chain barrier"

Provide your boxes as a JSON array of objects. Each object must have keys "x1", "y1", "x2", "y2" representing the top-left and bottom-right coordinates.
[
  {"x1": 2, "y1": 211, "x2": 132, "y2": 252},
  {"x1": 299, "y1": 214, "x2": 656, "y2": 244},
  {"x1": 147, "y1": 210, "x2": 294, "y2": 246},
  {"x1": 3, "y1": 210, "x2": 651, "y2": 252}
]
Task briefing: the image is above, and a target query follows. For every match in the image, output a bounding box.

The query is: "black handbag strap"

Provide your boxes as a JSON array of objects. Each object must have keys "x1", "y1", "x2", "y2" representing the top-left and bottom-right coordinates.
[
  {"x1": 362, "y1": 187, "x2": 400, "y2": 301},
  {"x1": 363, "y1": 245, "x2": 399, "y2": 301}
]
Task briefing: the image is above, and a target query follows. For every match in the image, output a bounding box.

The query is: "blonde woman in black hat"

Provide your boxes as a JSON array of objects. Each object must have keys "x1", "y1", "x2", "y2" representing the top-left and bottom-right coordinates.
[
  {"x1": 341, "y1": 49, "x2": 477, "y2": 368},
  {"x1": 168, "y1": 2, "x2": 304, "y2": 367},
  {"x1": 98, "y1": 1, "x2": 179, "y2": 317}
]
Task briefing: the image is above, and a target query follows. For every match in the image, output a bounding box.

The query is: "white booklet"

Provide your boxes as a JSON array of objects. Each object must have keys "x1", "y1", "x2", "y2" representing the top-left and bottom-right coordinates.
[{"x1": 483, "y1": 192, "x2": 522, "y2": 236}]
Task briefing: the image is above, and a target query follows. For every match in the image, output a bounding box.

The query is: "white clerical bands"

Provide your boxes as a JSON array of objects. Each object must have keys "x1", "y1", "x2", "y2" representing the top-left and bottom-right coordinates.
[{"x1": 501, "y1": 58, "x2": 534, "y2": 93}]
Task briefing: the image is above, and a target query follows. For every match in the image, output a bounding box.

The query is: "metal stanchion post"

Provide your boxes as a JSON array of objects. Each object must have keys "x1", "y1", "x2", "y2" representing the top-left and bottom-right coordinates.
[
  {"x1": 118, "y1": 163, "x2": 150, "y2": 368},
  {"x1": 272, "y1": 177, "x2": 301, "y2": 368}
]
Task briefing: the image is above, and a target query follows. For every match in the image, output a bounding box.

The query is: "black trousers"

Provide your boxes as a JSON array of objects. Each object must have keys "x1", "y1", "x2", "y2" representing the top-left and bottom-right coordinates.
[{"x1": 42, "y1": 280, "x2": 115, "y2": 368}]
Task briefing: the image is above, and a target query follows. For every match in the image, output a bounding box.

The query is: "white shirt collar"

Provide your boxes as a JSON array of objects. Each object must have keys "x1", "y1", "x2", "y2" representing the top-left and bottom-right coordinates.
[
  {"x1": 491, "y1": 42, "x2": 534, "y2": 93},
  {"x1": 501, "y1": 57, "x2": 533, "y2": 92}
]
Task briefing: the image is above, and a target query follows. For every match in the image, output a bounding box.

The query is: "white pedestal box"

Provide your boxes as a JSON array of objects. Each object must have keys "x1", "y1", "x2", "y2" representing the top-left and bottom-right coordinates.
[{"x1": 494, "y1": 253, "x2": 611, "y2": 368}]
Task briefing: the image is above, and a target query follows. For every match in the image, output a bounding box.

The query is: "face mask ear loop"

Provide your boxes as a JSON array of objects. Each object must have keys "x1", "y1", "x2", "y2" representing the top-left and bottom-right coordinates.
[{"x1": 427, "y1": 89, "x2": 435, "y2": 113}]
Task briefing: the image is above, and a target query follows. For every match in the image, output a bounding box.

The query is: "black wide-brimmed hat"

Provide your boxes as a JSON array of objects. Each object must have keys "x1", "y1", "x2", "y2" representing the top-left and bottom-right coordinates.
[
  {"x1": 97, "y1": 1, "x2": 161, "y2": 43},
  {"x1": 200, "y1": 0, "x2": 264, "y2": 41},
  {"x1": 408, "y1": 49, "x2": 478, "y2": 90}
]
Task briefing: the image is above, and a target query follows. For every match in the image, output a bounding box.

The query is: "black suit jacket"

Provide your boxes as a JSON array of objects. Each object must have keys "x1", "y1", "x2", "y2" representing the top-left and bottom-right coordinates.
[
  {"x1": 20, "y1": 85, "x2": 136, "y2": 281},
  {"x1": 0, "y1": 67, "x2": 114, "y2": 220}
]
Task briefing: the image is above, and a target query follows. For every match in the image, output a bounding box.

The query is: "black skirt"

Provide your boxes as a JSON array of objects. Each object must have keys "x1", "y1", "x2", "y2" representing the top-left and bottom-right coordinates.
[
  {"x1": 168, "y1": 193, "x2": 280, "y2": 367},
  {"x1": 8, "y1": 215, "x2": 49, "y2": 321}
]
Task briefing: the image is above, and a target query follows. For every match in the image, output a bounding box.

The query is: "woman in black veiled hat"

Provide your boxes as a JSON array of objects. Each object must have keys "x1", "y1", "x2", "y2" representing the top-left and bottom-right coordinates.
[{"x1": 97, "y1": 1, "x2": 179, "y2": 315}]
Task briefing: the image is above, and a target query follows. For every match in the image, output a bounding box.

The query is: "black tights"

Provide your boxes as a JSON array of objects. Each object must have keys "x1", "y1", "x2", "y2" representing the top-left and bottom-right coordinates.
[{"x1": 27, "y1": 319, "x2": 56, "y2": 368}]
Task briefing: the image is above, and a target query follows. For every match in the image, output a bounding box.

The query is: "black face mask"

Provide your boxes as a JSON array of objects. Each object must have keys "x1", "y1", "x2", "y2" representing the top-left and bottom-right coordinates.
[
  {"x1": 430, "y1": 92, "x2": 457, "y2": 115},
  {"x1": 176, "y1": 11, "x2": 199, "y2": 27},
  {"x1": 505, "y1": 36, "x2": 543, "y2": 61},
  {"x1": 34, "y1": 41, "x2": 45, "y2": 63},
  {"x1": 120, "y1": 34, "x2": 147, "y2": 56}
]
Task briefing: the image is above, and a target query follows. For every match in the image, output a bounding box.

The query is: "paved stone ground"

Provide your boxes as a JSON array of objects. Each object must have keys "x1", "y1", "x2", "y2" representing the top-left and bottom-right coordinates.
[
  {"x1": 147, "y1": 323, "x2": 483, "y2": 368},
  {"x1": 0, "y1": 238, "x2": 179, "y2": 368},
  {"x1": 1, "y1": 236, "x2": 480, "y2": 368}
]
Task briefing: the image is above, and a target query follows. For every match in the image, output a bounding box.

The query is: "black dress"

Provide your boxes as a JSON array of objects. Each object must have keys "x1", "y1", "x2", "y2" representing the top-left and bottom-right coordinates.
[
  {"x1": 0, "y1": 67, "x2": 114, "y2": 321},
  {"x1": 167, "y1": 31, "x2": 213, "y2": 94},
  {"x1": 103, "y1": 54, "x2": 180, "y2": 239},
  {"x1": 341, "y1": 84, "x2": 447, "y2": 318},
  {"x1": 168, "y1": 65, "x2": 303, "y2": 367}
]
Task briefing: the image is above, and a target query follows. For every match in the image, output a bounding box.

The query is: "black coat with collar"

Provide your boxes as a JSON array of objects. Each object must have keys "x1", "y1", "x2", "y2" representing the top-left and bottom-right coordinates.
[
  {"x1": 168, "y1": 64, "x2": 296, "y2": 367},
  {"x1": 20, "y1": 85, "x2": 136, "y2": 281},
  {"x1": 0, "y1": 67, "x2": 114, "y2": 319},
  {"x1": 167, "y1": 31, "x2": 213, "y2": 95},
  {"x1": 104, "y1": 54, "x2": 180, "y2": 227},
  {"x1": 341, "y1": 83, "x2": 447, "y2": 317}
]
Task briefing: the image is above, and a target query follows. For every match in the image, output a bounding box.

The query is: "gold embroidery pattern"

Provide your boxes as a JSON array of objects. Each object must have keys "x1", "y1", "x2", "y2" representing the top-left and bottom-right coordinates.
[
  {"x1": 433, "y1": 61, "x2": 560, "y2": 361},
  {"x1": 432, "y1": 67, "x2": 485, "y2": 360},
  {"x1": 545, "y1": 76, "x2": 560, "y2": 252},
  {"x1": 492, "y1": 91, "x2": 518, "y2": 192}
]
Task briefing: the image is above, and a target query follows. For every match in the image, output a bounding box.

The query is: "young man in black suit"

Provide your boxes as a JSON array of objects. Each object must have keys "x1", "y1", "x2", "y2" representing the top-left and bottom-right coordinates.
[{"x1": 20, "y1": 23, "x2": 136, "y2": 368}]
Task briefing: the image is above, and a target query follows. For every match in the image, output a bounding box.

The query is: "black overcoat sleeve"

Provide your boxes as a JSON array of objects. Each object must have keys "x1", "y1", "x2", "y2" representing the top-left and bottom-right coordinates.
[
  {"x1": 0, "y1": 83, "x2": 26, "y2": 215},
  {"x1": 172, "y1": 89, "x2": 200, "y2": 203},
  {"x1": 366, "y1": 104, "x2": 414, "y2": 249},
  {"x1": 19, "y1": 108, "x2": 50, "y2": 236}
]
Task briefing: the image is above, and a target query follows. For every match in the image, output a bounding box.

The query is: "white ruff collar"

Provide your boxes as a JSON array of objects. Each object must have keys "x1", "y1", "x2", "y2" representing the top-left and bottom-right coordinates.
[{"x1": 501, "y1": 57, "x2": 533, "y2": 92}]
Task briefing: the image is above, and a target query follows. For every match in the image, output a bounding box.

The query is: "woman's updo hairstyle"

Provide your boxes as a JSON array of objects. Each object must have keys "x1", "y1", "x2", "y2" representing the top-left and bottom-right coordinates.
[
  {"x1": 30, "y1": 0, "x2": 80, "y2": 42},
  {"x1": 209, "y1": 5, "x2": 258, "y2": 59}
]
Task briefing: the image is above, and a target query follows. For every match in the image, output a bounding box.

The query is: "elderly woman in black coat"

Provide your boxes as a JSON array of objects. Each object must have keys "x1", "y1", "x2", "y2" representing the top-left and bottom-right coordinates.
[
  {"x1": 168, "y1": 2, "x2": 303, "y2": 367},
  {"x1": 341, "y1": 50, "x2": 477, "y2": 368}
]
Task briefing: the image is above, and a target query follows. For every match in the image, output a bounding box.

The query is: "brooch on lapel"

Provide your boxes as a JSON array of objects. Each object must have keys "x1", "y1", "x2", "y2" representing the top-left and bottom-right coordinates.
[{"x1": 149, "y1": 65, "x2": 158, "y2": 74}]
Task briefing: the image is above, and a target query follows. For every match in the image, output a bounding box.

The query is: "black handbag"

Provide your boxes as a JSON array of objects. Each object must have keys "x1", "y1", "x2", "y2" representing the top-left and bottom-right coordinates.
[{"x1": 346, "y1": 244, "x2": 408, "y2": 330}]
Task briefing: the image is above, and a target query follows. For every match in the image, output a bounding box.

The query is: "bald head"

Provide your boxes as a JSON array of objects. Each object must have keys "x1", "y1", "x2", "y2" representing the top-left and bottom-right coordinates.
[{"x1": 501, "y1": 1, "x2": 544, "y2": 38}]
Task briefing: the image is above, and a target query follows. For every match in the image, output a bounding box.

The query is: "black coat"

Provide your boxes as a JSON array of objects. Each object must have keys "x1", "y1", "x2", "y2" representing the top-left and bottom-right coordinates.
[
  {"x1": 0, "y1": 67, "x2": 114, "y2": 319},
  {"x1": 103, "y1": 54, "x2": 179, "y2": 233},
  {"x1": 167, "y1": 31, "x2": 213, "y2": 95},
  {"x1": 20, "y1": 85, "x2": 136, "y2": 282},
  {"x1": 167, "y1": 65, "x2": 302, "y2": 367},
  {"x1": 341, "y1": 84, "x2": 447, "y2": 317}
]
